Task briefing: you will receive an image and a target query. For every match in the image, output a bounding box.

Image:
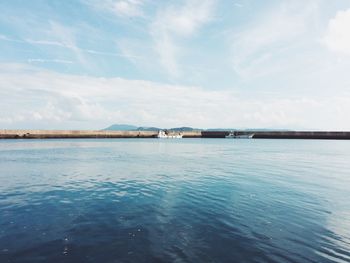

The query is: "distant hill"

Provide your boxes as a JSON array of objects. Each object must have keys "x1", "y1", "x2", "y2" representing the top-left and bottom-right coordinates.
[
  {"x1": 103, "y1": 124, "x2": 139, "y2": 131},
  {"x1": 169, "y1": 127, "x2": 199, "y2": 132},
  {"x1": 206, "y1": 128, "x2": 236, "y2": 131},
  {"x1": 103, "y1": 124, "x2": 200, "y2": 132},
  {"x1": 103, "y1": 124, "x2": 290, "y2": 132},
  {"x1": 136, "y1": 127, "x2": 161, "y2": 131}
]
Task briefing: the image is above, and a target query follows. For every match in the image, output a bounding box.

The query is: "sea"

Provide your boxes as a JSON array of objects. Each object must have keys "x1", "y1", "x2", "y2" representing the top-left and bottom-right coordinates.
[{"x1": 0, "y1": 139, "x2": 349, "y2": 263}]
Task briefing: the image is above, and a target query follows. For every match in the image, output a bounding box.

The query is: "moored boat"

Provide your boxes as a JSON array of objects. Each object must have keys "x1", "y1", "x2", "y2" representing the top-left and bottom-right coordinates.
[
  {"x1": 157, "y1": 130, "x2": 183, "y2": 138},
  {"x1": 225, "y1": 131, "x2": 254, "y2": 139}
]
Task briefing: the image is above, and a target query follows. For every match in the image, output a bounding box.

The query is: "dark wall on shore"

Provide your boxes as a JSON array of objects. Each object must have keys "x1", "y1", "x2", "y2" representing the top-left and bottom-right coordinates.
[
  {"x1": 201, "y1": 131, "x2": 350, "y2": 140},
  {"x1": 253, "y1": 131, "x2": 350, "y2": 140}
]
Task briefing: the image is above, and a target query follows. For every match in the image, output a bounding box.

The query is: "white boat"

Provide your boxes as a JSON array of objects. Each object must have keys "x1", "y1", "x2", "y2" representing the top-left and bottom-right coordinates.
[
  {"x1": 225, "y1": 132, "x2": 254, "y2": 139},
  {"x1": 157, "y1": 130, "x2": 183, "y2": 139}
]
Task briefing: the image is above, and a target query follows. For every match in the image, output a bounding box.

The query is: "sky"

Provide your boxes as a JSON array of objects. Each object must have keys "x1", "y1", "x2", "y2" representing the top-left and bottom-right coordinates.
[{"x1": 0, "y1": 0, "x2": 350, "y2": 130}]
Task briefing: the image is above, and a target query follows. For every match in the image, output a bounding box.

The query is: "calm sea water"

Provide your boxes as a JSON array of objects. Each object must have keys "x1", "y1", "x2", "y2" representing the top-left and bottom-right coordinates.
[{"x1": 0, "y1": 139, "x2": 350, "y2": 263}]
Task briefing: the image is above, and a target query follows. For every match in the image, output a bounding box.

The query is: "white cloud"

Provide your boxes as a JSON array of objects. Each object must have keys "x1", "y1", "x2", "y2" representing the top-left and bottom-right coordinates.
[
  {"x1": 26, "y1": 35, "x2": 142, "y2": 60},
  {"x1": 150, "y1": 0, "x2": 215, "y2": 76},
  {"x1": 27, "y1": 59, "x2": 74, "y2": 64},
  {"x1": 83, "y1": 0, "x2": 216, "y2": 77},
  {"x1": 152, "y1": 0, "x2": 214, "y2": 37},
  {"x1": 324, "y1": 8, "x2": 350, "y2": 55},
  {"x1": 20, "y1": 20, "x2": 143, "y2": 67},
  {"x1": 230, "y1": 2, "x2": 320, "y2": 78},
  {"x1": 1, "y1": 63, "x2": 350, "y2": 130},
  {"x1": 113, "y1": 0, "x2": 144, "y2": 17},
  {"x1": 85, "y1": 0, "x2": 145, "y2": 17},
  {"x1": 26, "y1": 21, "x2": 90, "y2": 68},
  {"x1": 25, "y1": 38, "x2": 69, "y2": 48},
  {"x1": 0, "y1": 34, "x2": 24, "y2": 43}
]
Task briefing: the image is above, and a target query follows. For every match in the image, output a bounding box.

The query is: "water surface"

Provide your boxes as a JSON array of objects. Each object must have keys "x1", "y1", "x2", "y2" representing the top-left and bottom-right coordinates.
[{"x1": 0, "y1": 139, "x2": 350, "y2": 262}]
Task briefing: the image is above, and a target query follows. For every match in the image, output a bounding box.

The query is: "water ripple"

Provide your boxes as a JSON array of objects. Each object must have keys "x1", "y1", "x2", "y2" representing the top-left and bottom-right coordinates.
[{"x1": 0, "y1": 139, "x2": 350, "y2": 262}]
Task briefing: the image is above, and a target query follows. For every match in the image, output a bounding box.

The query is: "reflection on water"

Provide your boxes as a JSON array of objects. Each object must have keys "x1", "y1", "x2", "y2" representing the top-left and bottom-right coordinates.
[{"x1": 0, "y1": 139, "x2": 350, "y2": 262}]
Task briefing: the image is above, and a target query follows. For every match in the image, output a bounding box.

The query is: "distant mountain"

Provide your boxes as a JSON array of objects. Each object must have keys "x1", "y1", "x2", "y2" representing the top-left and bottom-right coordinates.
[
  {"x1": 136, "y1": 127, "x2": 161, "y2": 131},
  {"x1": 206, "y1": 128, "x2": 236, "y2": 131},
  {"x1": 103, "y1": 124, "x2": 200, "y2": 132},
  {"x1": 103, "y1": 124, "x2": 162, "y2": 131},
  {"x1": 170, "y1": 127, "x2": 200, "y2": 132},
  {"x1": 103, "y1": 124, "x2": 138, "y2": 131},
  {"x1": 103, "y1": 124, "x2": 292, "y2": 132}
]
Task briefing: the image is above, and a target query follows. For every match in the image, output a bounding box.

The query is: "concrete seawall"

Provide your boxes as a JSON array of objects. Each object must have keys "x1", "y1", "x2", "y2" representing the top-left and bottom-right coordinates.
[
  {"x1": 0, "y1": 130, "x2": 202, "y2": 139},
  {"x1": 1, "y1": 130, "x2": 350, "y2": 140},
  {"x1": 252, "y1": 131, "x2": 350, "y2": 140},
  {"x1": 201, "y1": 131, "x2": 350, "y2": 140}
]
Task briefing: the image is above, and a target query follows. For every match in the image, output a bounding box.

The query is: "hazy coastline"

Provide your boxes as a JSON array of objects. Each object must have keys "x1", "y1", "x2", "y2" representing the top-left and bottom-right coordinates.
[{"x1": 1, "y1": 129, "x2": 350, "y2": 140}]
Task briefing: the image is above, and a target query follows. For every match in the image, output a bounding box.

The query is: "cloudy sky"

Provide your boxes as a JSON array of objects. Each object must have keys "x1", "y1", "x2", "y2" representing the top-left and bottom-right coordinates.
[{"x1": 0, "y1": 0, "x2": 350, "y2": 130}]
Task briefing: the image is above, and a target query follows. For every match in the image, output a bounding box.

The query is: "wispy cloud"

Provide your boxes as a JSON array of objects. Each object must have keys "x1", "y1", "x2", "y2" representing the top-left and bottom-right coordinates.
[
  {"x1": 84, "y1": 0, "x2": 146, "y2": 17},
  {"x1": 0, "y1": 30, "x2": 143, "y2": 64},
  {"x1": 229, "y1": 2, "x2": 321, "y2": 78},
  {"x1": 0, "y1": 34, "x2": 24, "y2": 43},
  {"x1": 45, "y1": 21, "x2": 89, "y2": 67},
  {"x1": 2, "y1": 20, "x2": 141, "y2": 69},
  {"x1": 113, "y1": 0, "x2": 145, "y2": 17},
  {"x1": 27, "y1": 58, "x2": 74, "y2": 64},
  {"x1": 26, "y1": 36, "x2": 143, "y2": 59},
  {"x1": 150, "y1": 0, "x2": 216, "y2": 76},
  {"x1": 25, "y1": 38, "x2": 68, "y2": 48}
]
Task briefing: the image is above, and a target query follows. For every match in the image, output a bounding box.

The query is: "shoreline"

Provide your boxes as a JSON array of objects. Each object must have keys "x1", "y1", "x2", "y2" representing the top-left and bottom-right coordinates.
[
  {"x1": 1, "y1": 130, "x2": 350, "y2": 140},
  {"x1": 0, "y1": 130, "x2": 200, "y2": 139}
]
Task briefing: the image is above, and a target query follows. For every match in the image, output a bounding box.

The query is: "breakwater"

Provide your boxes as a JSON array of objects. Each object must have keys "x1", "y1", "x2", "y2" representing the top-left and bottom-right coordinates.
[
  {"x1": 201, "y1": 131, "x2": 350, "y2": 140},
  {"x1": 1, "y1": 130, "x2": 350, "y2": 139},
  {"x1": 0, "y1": 130, "x2": 201, "y2": 139}
]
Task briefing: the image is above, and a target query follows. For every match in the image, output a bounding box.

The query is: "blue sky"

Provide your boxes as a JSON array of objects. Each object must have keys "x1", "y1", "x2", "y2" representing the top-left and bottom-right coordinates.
[{"x1": 1, "y1": 0, "x2": 350, "y2": 130}]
